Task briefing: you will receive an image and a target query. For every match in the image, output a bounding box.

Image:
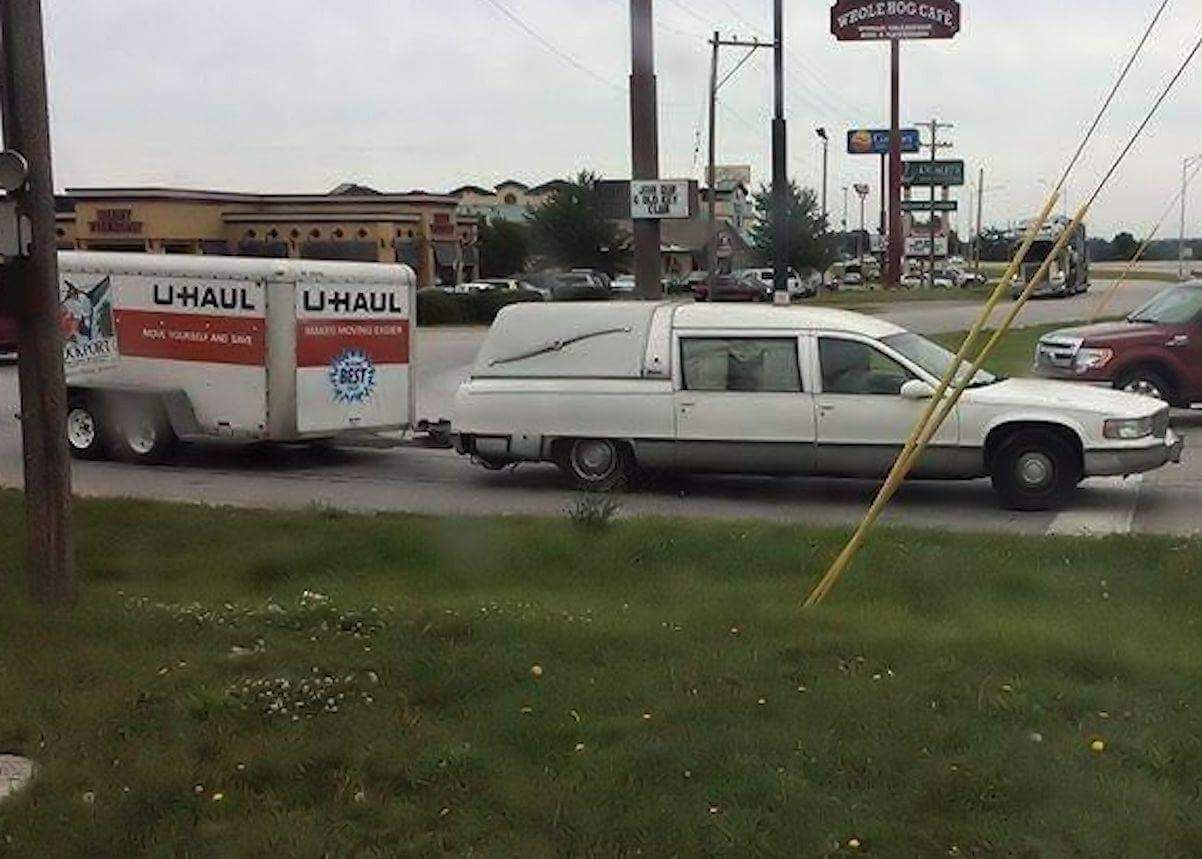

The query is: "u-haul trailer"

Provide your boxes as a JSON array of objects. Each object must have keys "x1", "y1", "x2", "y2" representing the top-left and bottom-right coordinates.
[{"x1": 58, "y1": 251, "x2": 416, "y2": 462}]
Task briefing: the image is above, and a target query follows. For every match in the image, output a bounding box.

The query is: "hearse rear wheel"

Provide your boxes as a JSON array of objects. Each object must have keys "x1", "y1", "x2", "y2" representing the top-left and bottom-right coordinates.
[
  {"x1": 66, "y1": 394, "x2": 109, "y2": 461},
  {"x1": 558, "y1": 438, "x2": 635, "y2": 493},
  {"x1": 110, "y1": 397, "x2": 177, "y2": 464}
]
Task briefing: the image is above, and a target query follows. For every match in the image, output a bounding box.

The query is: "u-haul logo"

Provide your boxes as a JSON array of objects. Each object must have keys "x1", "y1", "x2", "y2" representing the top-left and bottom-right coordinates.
[
  {"x1": 301, "y1": 288, "x2": 404, "y2": 315},
  {"x1": 153, "y1": 283, "x2": 257, "y2": 311}
]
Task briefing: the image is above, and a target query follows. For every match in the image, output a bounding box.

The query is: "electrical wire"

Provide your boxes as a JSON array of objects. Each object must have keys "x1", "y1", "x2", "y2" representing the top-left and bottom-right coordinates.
[{"x1": 478, "y1": 0, "x2": 625, "y2": 93}]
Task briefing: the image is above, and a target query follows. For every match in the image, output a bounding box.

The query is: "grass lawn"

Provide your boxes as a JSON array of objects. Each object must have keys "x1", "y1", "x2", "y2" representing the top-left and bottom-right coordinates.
[
  {"x1": 931, "y1": 322, "x2": 1067, "y2": 379},
  {"x1": 3, "y1": 495, "x2": 1202, "y2": 855}
]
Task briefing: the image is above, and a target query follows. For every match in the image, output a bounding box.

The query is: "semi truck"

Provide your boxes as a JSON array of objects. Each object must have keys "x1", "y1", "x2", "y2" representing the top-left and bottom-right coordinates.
[
  {"x1": 59, "y1": 252, "x2": 416, "y2": 462},
  {"x1": 1009, "y1": 216, "x2": 1090, "y2": 298}
]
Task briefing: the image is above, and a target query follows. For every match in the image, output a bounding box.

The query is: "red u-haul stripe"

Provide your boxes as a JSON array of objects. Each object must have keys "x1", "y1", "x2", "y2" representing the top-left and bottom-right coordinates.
[
  {"x1": 115, "y1": 309, "x2": 266, "y2": 365},
  {"x1": 296, "y1": 318, "x2": 410, "y2": 368}
]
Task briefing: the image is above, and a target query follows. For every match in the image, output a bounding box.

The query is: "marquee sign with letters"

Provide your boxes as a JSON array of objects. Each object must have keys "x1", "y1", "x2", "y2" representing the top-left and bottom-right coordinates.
[{"x1": 831, "y1": 1, "x2": 961, "y2": 41}]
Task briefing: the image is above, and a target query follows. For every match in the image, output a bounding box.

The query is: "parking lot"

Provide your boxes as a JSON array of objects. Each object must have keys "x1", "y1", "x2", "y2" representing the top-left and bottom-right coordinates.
[{"x1": 1, "y1": 280, "x2": 1198, "y2": 537}]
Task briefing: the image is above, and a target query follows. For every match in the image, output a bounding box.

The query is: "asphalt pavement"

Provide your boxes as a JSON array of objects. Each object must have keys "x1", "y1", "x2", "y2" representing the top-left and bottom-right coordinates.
[{"x1": 1, "y1": 279, "x2": 1197, "y2": 538}]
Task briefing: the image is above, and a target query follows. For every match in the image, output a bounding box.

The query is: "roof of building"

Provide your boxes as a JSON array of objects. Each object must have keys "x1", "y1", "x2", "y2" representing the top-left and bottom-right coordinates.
[
  {"x1": 448, "y1": 185, "x2": 495, "y2": 196},
  {"x1": 64, "y1": 186, "x2": 460, "y2": 205},
  {"x1": 328, "y1": 182, "x2": 383, "y2": 196},
  {"x1": 528, "y1": 179, "x2": 572, "y2": 195},
  {"x1": 659, "y1": 218, "x2": 751, "y2": 254},
  {"x1": 495, "y1": 179, "x2": 530, "y2": 191}
]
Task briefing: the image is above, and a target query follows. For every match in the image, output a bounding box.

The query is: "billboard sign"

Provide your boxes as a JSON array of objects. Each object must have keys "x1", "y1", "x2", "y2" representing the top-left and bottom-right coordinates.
[
  {"x1": 831, "y1": 1, "x2": 961, "y2": 42},
  {"x1": 630, "y1": 180, "x2": 692, "y2": 220},
  {"x1": 901, "y1": 199, "x2": 958, "y2": 212},
  {"x1": 847, "y1": 128, "x2": 920, "y2": 155},
  {"x1": 903, "y1": 159, "x2": 965, "y2": 186}
]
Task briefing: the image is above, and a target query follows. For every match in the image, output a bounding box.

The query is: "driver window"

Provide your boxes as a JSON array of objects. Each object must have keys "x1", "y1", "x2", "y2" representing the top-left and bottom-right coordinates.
[{"x1": 819, "y1": 337, "x2": 915, "y2": 395}]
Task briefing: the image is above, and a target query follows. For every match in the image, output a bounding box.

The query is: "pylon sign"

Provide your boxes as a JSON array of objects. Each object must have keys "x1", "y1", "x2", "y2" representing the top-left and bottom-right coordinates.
[{"x1": 831, "y1": 1, "x2": 961, "y2": 42}]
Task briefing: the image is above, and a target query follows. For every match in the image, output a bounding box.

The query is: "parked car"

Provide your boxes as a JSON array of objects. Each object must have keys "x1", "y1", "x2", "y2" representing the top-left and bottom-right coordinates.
[
  {"x1": 448, "y1": 281, "x2": 497, "y2": 295},
  {"x1": 553, "y1": 272, "x2": 611, "y2": 301},
  {"x1": 1034, "y1": 282, "x2": 1202, "y2": 407},
  {"x1": 736, "y1": 267, "x2": 818, "y2": 299},
  {"x1": 0, "y1": 315, "x2": 18, "y2": 355},
  {"x1": 482, "y1": 278, "x2": 546, "y2": 300},
  {"x1": 571, "y1": 269, "x2": 612, "y2": 291},
  {"x1": 694, "y1": 273, "x2": 765, "y2": 303},
  {"x1": 842, "y1": 264, "x2": 865, "y2": 288},
  {"x1": 611, "y1": 274, "x2": 636, "y2": 293},
  {"x1": 453, "y1": 302, "x2": 1182, "y2": 510}
]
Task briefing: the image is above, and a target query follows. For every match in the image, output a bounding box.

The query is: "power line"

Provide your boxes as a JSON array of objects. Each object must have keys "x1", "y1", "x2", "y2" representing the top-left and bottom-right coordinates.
[{"x1": 478, "y1": 0, "x2": 625, "y2": 93}]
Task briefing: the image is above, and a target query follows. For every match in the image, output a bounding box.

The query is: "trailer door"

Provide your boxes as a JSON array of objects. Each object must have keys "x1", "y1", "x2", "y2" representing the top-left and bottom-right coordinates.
[{"x1": 294, "y1": 278, "x2": 413, "y2": 435}]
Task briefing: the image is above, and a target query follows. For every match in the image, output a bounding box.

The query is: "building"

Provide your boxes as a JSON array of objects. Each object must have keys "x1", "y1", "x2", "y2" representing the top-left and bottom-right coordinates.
[
  {"x1": 448, "y1": 179, "x2": 571, "y2": 223},
  {"x1": 700, "y1": 179, "x2": 754, "y2": 243},
  {"x1": 54, "y1": 184, "x2": 480, "y2": 287}
]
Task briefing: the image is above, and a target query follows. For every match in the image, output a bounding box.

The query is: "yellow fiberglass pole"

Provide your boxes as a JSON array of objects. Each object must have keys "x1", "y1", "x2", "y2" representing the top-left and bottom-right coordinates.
[{"x1": 802, "y1": 191, "x2": 1060, "y2": 608}]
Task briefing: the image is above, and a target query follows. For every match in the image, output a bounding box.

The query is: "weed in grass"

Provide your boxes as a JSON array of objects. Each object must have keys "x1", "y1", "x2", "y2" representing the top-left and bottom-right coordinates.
[{"x1": 566, "y1": 493, "x2": 622, "y2": 530}]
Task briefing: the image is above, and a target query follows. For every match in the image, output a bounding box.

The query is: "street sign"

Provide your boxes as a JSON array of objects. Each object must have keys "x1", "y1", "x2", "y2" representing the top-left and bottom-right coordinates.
[
  {"x1": 630, "y1": 180, "x2": 691, "y2": 220},
  {"x1": 847, "y1": 128, "x2": 920, "y2": 155},
  {"x1": 831, "y1": 0, "x2": 961, "y2": 42},
  {"x1": 853, "y1": 183, "x2": 871, "y2": 197},
  {"x1": 901, "y1": 199, "x2": 959, "y2": 212},
  {"x1": 903, "y1": 159, "x2": 965, "y2": 187},
  {"x1": 904, "y1": 235, "x2": 949, "y2": 257}
]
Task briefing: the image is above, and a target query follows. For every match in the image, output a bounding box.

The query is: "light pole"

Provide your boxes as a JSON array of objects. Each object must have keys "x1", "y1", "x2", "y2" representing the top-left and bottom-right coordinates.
[
  {"x1": 1181, "y1": 154, "x2": 1202, "y2": 280},
  {"x1": 816, "y1": 127, "x2": 829, "y2": 224},
  {"x1": 854, "y1": 183, "x2": 870, "y2": 266},
  {"x1": 629, "y1": 0, "x2": 662, "y2": 300}
]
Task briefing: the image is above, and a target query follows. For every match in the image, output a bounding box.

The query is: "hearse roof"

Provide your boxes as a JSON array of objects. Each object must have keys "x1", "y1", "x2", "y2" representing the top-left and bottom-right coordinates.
[{"x1": 670, "y1": 302, "x2": 904, "y2": 338}]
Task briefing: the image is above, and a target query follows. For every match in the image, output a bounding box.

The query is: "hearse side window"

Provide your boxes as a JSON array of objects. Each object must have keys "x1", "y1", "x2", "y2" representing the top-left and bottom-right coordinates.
[
  {"x1": 680, "y1": 338, "x2": 802, "y2": 393},
  {"x1": 819, "y1": 337, "x2": 915, "y2": 396}
]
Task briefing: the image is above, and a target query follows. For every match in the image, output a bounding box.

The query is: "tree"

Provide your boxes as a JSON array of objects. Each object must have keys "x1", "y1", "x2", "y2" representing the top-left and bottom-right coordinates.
[
  {"x1": 748, "y1": 181, "x2": 839, "y2": 273},
  {"x1": 1109, "y1": 231, "x2": 1139, "y2": 262},
  {"x1": 478, "y1": 217, "x2": 529, "y2": 277},
  {"x1": 529, "y1": 171, "x2": 631, "y2": 275}
]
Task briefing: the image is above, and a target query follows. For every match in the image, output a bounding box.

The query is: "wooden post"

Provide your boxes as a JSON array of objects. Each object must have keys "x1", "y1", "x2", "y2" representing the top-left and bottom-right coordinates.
[
  {"x1": 630, "y1": 0, "x2": 662, "y2": 299},
  {"x1": 0, "y1": 0, "x2": 77, "y2": 603}
]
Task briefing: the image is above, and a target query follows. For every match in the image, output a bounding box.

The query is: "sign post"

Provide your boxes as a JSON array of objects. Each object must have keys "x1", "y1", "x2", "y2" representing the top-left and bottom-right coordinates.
[
  {"x1": 629, "y1": 0, "x2": 662, "y2": 300},
  {"x1": 831, "y1": 0, "x2": 962, "y2": 288}
]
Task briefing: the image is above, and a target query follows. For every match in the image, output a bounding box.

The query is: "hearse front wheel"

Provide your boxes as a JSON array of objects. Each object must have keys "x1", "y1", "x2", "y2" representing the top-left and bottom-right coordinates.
[
  {"x1": 990, "y1": 429, "x2": 1081, "y2": 511},
  {"x1": 558, "y1": 438, "x2": 635, "y2": 493}
]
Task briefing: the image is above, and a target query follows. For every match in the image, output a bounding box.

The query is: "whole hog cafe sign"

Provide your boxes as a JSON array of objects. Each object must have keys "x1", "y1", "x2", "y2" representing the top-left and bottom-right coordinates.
[{"x1": 831, "y1": 0, "x2": 961, "y2": 41}]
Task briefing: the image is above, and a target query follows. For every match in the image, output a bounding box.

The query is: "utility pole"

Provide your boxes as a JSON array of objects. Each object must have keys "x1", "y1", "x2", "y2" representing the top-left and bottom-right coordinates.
[
  {"x1": 1180, "y1": 154, "x2": 1202, "y2": 280},
  {"x1": 706, "y1": 33, "x2": 770, "y2": 291},
  {"x1": 918, "y1": 117, "x2": 953, "y2": 285},
  {"x1": 854, "y1": 184, "x2": 870, "y2": 267},
  {"x1": 975, "y1": 165, "x2": 985, "y2": 277},
  {"x1": 841, "y1": 185, "x2": 849, "y2": 232},
  {"x1": 771, "y1": 0, "x2": 788, "y2": 302},
  {"x1": 886, "y1": 39, "x2": 902, "y2": 289},
  {"x1": 629, "y1": 0, "x2": 662, "y2": 300},
  {"x1": 0, "y1": 0, "x2": 76, "y2": 603},
  {"x1": 816, "y1": 128, "x2": 829, "y2": 223}
]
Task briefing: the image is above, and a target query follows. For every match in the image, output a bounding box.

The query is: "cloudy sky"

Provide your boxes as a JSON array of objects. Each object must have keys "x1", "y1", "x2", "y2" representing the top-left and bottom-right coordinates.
[{"x1": 40, "y1": 0, "x2": 1202, "y2": 237}]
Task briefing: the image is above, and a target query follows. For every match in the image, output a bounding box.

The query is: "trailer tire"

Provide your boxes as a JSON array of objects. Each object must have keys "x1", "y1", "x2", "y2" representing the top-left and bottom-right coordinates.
[
  {"x1": 109, "y1": 397, "x2": 177, "y2": 464},
  {"x1": 556, "y1": 438, "x2": 635, "y2": 493},
  {"x1": 65, "y1": 394, "x2": 110, "y2": 461}
]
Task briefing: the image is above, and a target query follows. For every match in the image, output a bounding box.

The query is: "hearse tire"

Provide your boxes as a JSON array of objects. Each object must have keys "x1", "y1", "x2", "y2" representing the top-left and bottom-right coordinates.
[
  {"x1": 109, "y1": 397, "x2": 177, "y2": 464},
  {"x1": 1116, "y1": 366, "x2": 1175, "y2": 406},
  {"x1": 65, "y1": 394, "x2": 110, "y2": 461},
  {"x1": 990, "y1": 429, "x2": 1081, "y2": 512},
  {"x1": 558, "y1": 438, "x2": 635, "y2": 493}
]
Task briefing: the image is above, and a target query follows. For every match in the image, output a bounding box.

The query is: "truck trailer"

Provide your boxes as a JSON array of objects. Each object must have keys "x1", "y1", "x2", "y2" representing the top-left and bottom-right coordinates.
[{"x1": 59, "y1": 252, "x2": 416, "y2": 461}]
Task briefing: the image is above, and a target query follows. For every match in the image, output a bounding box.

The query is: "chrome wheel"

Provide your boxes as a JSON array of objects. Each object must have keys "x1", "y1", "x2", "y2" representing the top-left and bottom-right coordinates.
[
  {"x1": 1123, "y1": 378, "x2": 1166, "y2": 401},
  {"x1": 1015, "y1": 451, "x2": 1054, "y2": 491},
  {"x1": 570, "y1": 439, "x2": 618, "y2": 483},
  {"x1": 125, "y1": 420, "x2": 159, "y2": 456},
  {"x1": 66, "y1": 408, "x2": 96, "y2": 452}
]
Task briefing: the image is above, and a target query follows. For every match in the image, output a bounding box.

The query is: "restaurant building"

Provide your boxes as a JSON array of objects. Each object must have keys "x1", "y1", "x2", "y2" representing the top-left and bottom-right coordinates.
[{"x1": 54, "y1": 184, "x2": 479, "y2": 287}]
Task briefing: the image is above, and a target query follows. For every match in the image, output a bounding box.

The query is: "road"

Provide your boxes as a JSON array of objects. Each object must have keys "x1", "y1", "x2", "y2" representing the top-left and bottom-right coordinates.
[{"x1": 1, "y1": 279, "x2": 1197, "y2": 538}]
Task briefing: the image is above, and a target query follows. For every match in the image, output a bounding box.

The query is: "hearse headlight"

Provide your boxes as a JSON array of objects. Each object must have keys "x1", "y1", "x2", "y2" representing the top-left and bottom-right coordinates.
[
  {"x1": 1103, "y1": 416, "x2": 1153, "y2": 440},
  {"x1": 1074, "y1": 347, "x2": 1113, "y2": 373}
]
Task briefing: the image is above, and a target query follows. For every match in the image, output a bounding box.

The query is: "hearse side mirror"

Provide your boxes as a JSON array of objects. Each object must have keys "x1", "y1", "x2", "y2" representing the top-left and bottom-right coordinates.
[{"x1": 900, "y1": 379, "x2": 936, "y2": 400}]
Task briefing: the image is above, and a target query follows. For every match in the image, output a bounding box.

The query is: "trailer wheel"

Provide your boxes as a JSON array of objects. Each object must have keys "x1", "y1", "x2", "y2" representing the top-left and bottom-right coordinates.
[
  {"x1": 557, "y1": 438, "x2": 635, "y2": 493},
  {"x1": 110, "y1": 397, "x2": 177, "y2": 464},
  {"x1": 65, "y1": 394, "x2": 109, "y2": 461}
]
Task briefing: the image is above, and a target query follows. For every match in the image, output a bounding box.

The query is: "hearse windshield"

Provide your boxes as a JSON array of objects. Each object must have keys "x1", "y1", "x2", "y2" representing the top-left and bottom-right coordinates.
[
  {"x1": 881, "y1": 332, "x2": 999, "y2": 388},
  {"x1": 1128, "y1": 286, "x2": 1202, "y2": 325}
]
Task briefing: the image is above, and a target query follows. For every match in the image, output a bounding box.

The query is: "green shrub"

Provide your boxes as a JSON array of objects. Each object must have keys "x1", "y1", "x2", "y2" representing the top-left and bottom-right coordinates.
[{"x1": 416, "y1": 288, "x2": 542, "y2": 326}]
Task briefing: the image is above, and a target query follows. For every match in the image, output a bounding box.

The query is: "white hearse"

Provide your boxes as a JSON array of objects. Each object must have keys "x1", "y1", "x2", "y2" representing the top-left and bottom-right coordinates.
[
  {"x1": 60, "y1": 252, "x2": 415, "y2": 461},
  {"x1": 453, "y1": 302, "x2": 1183, "y2": 510}
]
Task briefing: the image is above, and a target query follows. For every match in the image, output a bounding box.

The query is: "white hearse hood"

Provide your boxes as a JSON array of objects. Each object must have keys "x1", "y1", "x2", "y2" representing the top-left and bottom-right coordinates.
[{"x1": 965, "y1": 377, "x2": 1164, "y2": 418}]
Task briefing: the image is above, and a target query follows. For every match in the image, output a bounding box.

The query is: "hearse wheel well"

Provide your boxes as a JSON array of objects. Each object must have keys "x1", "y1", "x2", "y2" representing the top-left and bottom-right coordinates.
[{"x1": 985, "y1": 422, "x2": 1084, "y2": 476}]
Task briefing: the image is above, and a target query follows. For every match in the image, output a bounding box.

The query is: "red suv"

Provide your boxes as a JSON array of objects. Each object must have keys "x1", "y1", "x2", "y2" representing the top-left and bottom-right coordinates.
[{"x1": 1034, "y1": 283, "x2": 1202, "y2": 407}]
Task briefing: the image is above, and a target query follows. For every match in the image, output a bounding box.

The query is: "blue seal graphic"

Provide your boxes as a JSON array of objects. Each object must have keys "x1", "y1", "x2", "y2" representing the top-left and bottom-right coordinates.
[{"x1": 328, "y1": 349, "x2": 376, "y2": 404}]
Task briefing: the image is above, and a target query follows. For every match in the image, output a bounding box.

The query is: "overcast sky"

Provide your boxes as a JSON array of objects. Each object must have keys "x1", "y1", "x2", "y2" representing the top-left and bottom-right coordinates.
[{"x1": 40, "y1": 0, "x2": 1202, "y2": 237}]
